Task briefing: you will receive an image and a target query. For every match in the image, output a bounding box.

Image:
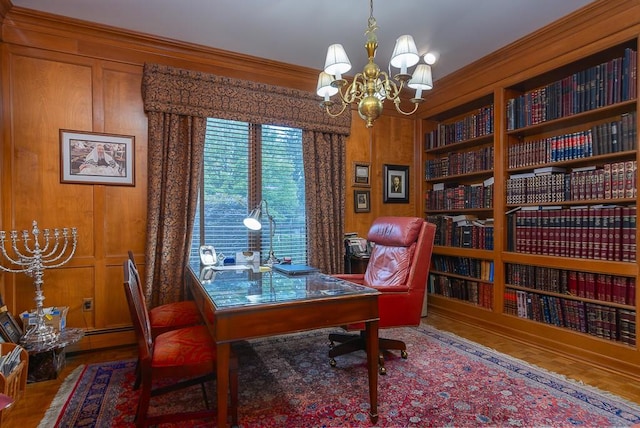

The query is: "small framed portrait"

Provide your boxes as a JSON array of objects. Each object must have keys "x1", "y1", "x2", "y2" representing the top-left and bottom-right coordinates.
[
  {"x1": 199, "y1": 245, "x2": 217, "y2": 266},
  {"x1": 0, "y1": 311, "x2": 23, "y2": 343},
  {"x1": 354, "y1": 190, "x2": 371, "y2": 213},
  {"x1": 352, "y1": 162, "x2": 370, "y2": 187},
  {"x1": 383, "y1": 164, "x2": 409, "y2": 203},
  {"x1": 60, "y1": 129, "x2": 135, "y2": 186}
]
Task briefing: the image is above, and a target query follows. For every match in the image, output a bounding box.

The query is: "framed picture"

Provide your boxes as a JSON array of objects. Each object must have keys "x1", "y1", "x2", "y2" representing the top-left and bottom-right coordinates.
[
  {"x1": 354, "y1": 190, "x2": 370, "y2": 213},
  {"x1": 383, "y1": 164, "x2": 409, "y2": 203},
  {"x1": 60, "y1": 129, "x2": 135, "y2": 186},
  {"x1": 0, "y1": 311, "x2": 23, "y2": 343},
  {"x1": 353, "y1": 162, "x2": 370, "y2": 187}
]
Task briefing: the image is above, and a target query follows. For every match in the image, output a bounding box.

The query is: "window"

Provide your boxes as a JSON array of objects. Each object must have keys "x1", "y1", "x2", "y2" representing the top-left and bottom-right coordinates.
[{"x1": 191, "y1": 118, "x2": 307, "y2": 265}]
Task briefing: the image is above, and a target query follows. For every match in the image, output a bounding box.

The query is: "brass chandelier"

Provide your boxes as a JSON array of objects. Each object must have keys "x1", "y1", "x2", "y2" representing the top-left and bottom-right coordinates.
[{"x1": 316, "y1": 0, "x2": 434, "y2": 128}]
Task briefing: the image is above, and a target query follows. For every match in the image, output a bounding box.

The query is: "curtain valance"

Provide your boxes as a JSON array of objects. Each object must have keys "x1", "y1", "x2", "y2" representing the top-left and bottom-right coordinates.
[{"x1": 142, "y1": 63, "x2": 351, "y2": 136}]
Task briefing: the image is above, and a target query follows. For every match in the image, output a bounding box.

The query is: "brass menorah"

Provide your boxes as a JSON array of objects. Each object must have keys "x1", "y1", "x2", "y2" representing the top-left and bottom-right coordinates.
[{"x1": 0, "y1": 220, "x2": 77, "y2": 346}]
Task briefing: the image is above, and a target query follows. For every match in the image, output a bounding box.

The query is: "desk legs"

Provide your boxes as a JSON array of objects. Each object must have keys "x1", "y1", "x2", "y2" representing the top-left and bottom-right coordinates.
[
  {"x1": 217, "y1": 342, "x2": 230, "y2": 427},
  {"x1": 365, "y1": 320, "x2": 379, "y2": 423}
]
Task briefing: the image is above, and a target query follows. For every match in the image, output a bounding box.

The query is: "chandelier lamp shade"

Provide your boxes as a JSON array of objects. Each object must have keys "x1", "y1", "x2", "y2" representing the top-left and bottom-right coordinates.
[{"x1": 317, "y1": 0, "x2": 434, "y2": 128}]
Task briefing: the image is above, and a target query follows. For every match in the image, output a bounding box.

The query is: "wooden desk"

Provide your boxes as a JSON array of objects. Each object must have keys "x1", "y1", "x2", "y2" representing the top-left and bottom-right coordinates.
[{"x1": 186, "y1": 265, "x2": 380, "y2": 427}]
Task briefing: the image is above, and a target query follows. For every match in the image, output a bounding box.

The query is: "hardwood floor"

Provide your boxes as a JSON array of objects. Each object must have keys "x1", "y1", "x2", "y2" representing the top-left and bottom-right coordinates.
[{"x1": 5, "y1": 311, "x2": 640, "y2": 427}]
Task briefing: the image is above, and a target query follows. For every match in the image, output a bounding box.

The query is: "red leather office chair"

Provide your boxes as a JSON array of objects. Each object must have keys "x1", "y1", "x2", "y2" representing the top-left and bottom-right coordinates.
[
  {"x1": 123, "y1": 259, "x2": 238, "y2": 427},
  {"x1": 330, "y1": 216, "x2": 436, "y2": 374}
]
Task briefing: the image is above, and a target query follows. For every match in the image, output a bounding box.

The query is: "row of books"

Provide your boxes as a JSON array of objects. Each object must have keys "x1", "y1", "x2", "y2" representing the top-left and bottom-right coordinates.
[
  {"x1": 424, "y1": 104, "x2": 494, "y2": 149},
  {"x1": 506, "y1": 47, "x2": 637, "y2": 130},
  {"x1": 431, "y1": 255, "x2": 494, "y2": 282},
  {"x1": 504, "y1": 289, "x2": 635, "y2": 346},
  {"x1": 505, "y1": 263, "x2": 635, "y2": 306},
  {"x1": 425, "y1": 146, "x2": 494, "y2": 179},
  {"x1": 506, "y1": 161, "x2": 637, "y2": 204},
  {"x1": 590, "y1": 113, "x2": 637, "y2": 155},
  {"x1": 427, "y1": 215, "x2": 494, "y2": 250},
  {"x1": 506, "y1": 111, "x2": 637, "y2": 168},
  {"x1": 506, "y1": 169, "x2": 567, "y2": 204},
  {"x1": 428, "y1": 274, "x2": 493, "y2": 309},
  {"x1": 506, "y1": 205, "x2": 636, "y2": 261},
  {"x1": 426, "y1": 178, "x2": 494, "y2": 210}
]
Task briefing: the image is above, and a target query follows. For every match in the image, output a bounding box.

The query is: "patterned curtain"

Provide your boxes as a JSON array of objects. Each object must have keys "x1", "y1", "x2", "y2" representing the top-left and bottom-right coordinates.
[
  {"x1": 303, "y1": 131, "x2": 346, "y2": 274},
  {"x1": 142, "y1": 63, "x2": 351, "y2": 304},
  {"x1": 145, "y1": 113, "x2": 205, "y2": 305}
]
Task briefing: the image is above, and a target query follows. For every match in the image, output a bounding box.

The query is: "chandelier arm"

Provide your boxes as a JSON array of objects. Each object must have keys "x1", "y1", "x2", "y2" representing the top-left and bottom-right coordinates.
[
  {"x1": 324, "y1": 102, "x2": 349, "y2": 118},
  {"x1": 378, "y1": 72, "x2": 406, "y2": 101},
  {"x1": 393, "y1": 100, "x2": 421, "y2": 116},
  {"x1": 341, "y1": 74, "x2": 365, "y2": 103}
]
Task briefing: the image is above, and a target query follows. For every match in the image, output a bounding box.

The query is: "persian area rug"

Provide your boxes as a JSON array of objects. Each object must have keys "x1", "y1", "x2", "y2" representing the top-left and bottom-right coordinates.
[{"x1": 40, "y1": 325, "x2": 640, "y2": 427}]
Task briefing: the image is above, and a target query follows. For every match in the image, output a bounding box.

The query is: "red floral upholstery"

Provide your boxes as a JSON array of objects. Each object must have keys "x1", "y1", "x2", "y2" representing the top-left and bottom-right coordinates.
[
  {"x1": 149, "y1": 300, "x2": 202, "y2": 334},
  {"x1": 152, "y1": 325, "x2": 217, "y2": 373},
  {"x1": 330, "y1": 217, "x2": 436, "y2": 374},
  {"x1": 128, "y1": 251, "x2": 202, "y2": 337},
  {"x1": 123, "y1": 259, "x2": 238, "y2": 427}
]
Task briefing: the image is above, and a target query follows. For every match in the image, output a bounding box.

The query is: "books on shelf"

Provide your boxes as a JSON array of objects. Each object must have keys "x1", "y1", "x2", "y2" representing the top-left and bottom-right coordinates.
[
  {"x1": 426, "y1": 180, "x2": 494, "y2": 210},
  {"x1": 428, "y1": 273, "x2": 492, "y2": 309},
  {"x1": 506, "y1": 48, "x2": 637, "y2": 131},
  {"x1": 432, "y1": 255, "x2": 494, "y2": 282},
  {"x1": 504, "y1": 287, "x2": 636, "y2": 346},
  {"x1": 427, "y1": 214, "x2": 494, "y2": 250},
  {"x1": 506, "y1": 263, "x2": 635, "y2": 305},
  {"x1": 425, "y1": 104, "x2": 494, "y2": 149},
  {"x1": 505, "y1": 161, "x2": 636, "y2": 204},
  {"x1": 425, "y1": 146, "x2": 494, "y2": 179},
  {"x1": 506, "y1": 204, "x2": 636, "y2": 261},
  {"x1": 506, "y1": 111, "x2": 637, "y2": 168}
]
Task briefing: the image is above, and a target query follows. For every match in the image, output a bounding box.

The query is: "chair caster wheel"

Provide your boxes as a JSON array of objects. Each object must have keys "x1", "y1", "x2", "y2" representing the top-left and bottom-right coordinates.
[
  {"x1": 401, "y1": 350, "x2": 408, "y2": 359},
  {"x1": 330, "y1": 358, "x2": 337, "y2": 367},
  {"x1": 379, "y1": 366, "x2": 386, "y2": 375}
]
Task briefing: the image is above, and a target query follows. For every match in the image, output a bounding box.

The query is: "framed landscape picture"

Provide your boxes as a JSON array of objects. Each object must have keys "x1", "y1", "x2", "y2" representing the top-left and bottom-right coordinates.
[
  {"x1": 60, "y1": 129, "x2": 135, "y2": 186},
  {"x1": 383, "y1": 164, "x2": 409, "y2": 203}
]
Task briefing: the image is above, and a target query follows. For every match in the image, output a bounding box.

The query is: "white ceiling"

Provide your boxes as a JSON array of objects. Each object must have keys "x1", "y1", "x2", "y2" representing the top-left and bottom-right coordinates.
[{"x1": 11, "y1": 0, "x2": 596, "y2": 82}]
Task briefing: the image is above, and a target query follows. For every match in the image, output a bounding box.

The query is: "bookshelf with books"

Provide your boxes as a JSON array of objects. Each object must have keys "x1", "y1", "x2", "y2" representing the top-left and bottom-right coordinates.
[
  {"x1": 418, "y1": 7, "x2": 640, "y2": 378},
  {"x1": 429, "y1": 255, "x2": 494, "y2": 309},
  {"x1": 502, "y1": 39, "x2": 637, "y2": 349},
  {"x1": 423, "y1": 94, "x2": 497, "y2": 313}
]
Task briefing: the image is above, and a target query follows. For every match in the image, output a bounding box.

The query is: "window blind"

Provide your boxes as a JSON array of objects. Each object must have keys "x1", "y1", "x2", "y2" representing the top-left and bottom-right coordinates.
[{"x1": 192, "y1": 119, "x2": 307, "y2": 265}]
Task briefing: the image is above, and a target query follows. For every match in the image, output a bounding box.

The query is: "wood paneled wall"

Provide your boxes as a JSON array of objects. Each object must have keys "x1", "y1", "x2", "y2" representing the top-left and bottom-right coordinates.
[
  {"x1": 0, "y1": 3, "x2": 417, "y2": 349},
  {"x1": 1, "y1": 0, "x2": 629, "y2": 351}
]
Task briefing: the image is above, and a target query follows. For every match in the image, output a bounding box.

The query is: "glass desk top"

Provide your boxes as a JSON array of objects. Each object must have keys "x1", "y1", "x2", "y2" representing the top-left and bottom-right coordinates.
[{"x1": 190, "y1": 263, "x2": 378, "y2": 310}]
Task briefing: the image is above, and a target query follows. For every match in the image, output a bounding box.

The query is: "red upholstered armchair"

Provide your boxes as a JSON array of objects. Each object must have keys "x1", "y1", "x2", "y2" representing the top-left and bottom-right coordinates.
[{"x1": 330, "y1": 216, "x2": 436, "y2": 374}]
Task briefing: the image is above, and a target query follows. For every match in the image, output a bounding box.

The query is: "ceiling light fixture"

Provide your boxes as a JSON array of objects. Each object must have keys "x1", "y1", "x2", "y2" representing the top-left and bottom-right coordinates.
[{"x1": 316, "y1": 0, "x2": 434, "y2": 128}]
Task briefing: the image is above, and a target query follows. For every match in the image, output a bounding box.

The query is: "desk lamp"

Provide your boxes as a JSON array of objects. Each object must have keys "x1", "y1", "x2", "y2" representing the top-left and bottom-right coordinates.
[{"x1": 243, "y1": 200, "x2": 279, "y2": 265}]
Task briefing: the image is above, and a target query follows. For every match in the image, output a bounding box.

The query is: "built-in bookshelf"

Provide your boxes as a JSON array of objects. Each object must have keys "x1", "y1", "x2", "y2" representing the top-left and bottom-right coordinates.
[
  {"x1": 423, "y1": 95, "x2": 496, "y2": 311},
  {"x1": 502, "y1": 39, "x2": 637, "y2": 347},
  {"x1": 423, "y1": 36, "x2": 639, "y2": 366}
]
